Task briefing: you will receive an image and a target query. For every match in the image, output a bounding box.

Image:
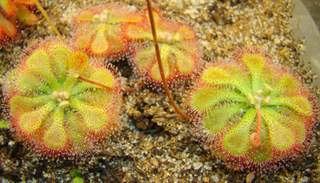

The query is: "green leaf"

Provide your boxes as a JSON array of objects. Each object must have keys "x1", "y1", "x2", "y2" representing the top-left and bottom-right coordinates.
[
  {"x1": 75, "y1": 90, "x2": 112, "y2": 108},
  {"x1": 107, "y1": 7, "x2": 142, "y2": 24},
  {"x1": 26, "y1": 50, "x2": 59, "y2": 88},
  {"x1": 71, "y1": 99, "x2": 108, "y2": 132},
  {"x1": 71, "y1": 69, "x2": 115, "y2": 96},
  {"x1": 0, "y1": 0, "x2": 12, "y2": 15},
  {"x1": 0, "y1": 120, "x2": 9, "y2": 129},
  {"x1": 66, "y1": 114, "x2": 86, "y2": 152},
  {"x1": 43, "y1": 108, "x2": 67, "y2": 149},
  {"x1": 70, "y1": 169, "x2": 82, "y2": 178},
  {"x1": 242, "y1": 54, "x2": 265, "y2": 91},
  {"x1": 201, "y1": 66, "x2": 252, "y2": 96},
  {"x1": 63, "y1": 52, "x2": 90, "y2": 92},
  {"x1": 172, "y1": 47, "x2": 194, "y2": 74},
  {"x1": 70, "y1": 169, "x2": 84, "y2": 183},
  {"x1": 67, "y1": 51, "x2": 89, "y2": 76},
  {"x1": 191, "y1": 87, "x2": 247, "y2": 112},
  {"x1": 0, "y1": 12, "x2": 16, "y2": 37},
  {"x1": 261, "y1": 108, "x2": 295, "y2": 151},
  {"x1": 91, "y1": 25, "x2": 109, "y2": 54},
  {"x1": 135, "y1": 46, "x2": 156, "y2": 70},
  {"x1": 282, "y1": 113, "x2": 306, "y2": 144},
  {"x1": 273, "y1": 74, "x2": 300, "y2": 96},
  {"x1": 17, "y1": 70, "x2": 51, "y2": 94},
  {"x1": 203, "y1": 103, "x2": 246, "y2": 134},
  {"x1": 150, "y1": 48, "x2": 170, "y2": 81},
  {"x1": 16, "y1": 5, "x2": 37, "y2": 25},
  {"x1": 19, "y1": 101, "x2": 56, "y2": 134},
  {"x1": 72, "y1": 177, "x2": 84, "y2": 183},
  {"x1": 75, "y1": 29, "x2": 95, "y2": 50},
  {"x1": 222, "y1": 109, "x2": 256, "y2": 156},
  {"x1": 49, "y1": 44, "x2": 72, "y2": 81},
  {"x1": 266, "y1": 108, "x2": 306, "y2": 144},
  {"x1": 126, "y1": 24, "x2": 153, "y2": 40},
  {"x1": 76, "y1": 9, "x2": 94, "y2": 22},
  {"x1": 10, "y1": 95, "x2": 51, "y2": 117},
  {"x1": 89, "y1": 69, "x2": 115, "y2": 88},
  {"x1": 268, "y1": 96, "x2": 312, "y2": 116}
]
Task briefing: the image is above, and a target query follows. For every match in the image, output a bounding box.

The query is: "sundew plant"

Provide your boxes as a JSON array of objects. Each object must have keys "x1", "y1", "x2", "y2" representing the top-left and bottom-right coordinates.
[
  {"x1": 0, "y1": 0, "x2": 38, "y2": 41},
  {"x1": 189, "y1": 48, "x2": 318, "y2": 170},
  {"x1": 4, "y1": 40, "x2": 122, "y2": 155},
  {"x1": 0, "y1": 0, "x2": 318, "y2": 173}
]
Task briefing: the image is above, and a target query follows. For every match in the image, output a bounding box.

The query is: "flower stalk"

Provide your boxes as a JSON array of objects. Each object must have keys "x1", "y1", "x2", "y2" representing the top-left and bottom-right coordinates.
[{"x1": 145, "y1": 0, "x2": 190, "y2": 121}]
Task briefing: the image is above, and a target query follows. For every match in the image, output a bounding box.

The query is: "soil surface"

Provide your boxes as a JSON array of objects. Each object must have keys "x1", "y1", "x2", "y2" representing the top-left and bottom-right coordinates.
[{"x1": 0, "y1": 0, "x2": 320, "y2": 182}]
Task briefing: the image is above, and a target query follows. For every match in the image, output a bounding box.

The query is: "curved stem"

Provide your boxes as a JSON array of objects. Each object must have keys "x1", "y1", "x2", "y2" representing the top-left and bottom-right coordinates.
[
  {"x1": 145, "y1": 0, "x2": 190, "y2": 121},
  {"x1": 78, "y1": 76, "x2": 112, "y2": 92},
  {"x1": 79, "y1": 76, "x2": 145, "y2": 94},
  {"x1": 34, "y1": 0, "x2": 63, "y2": 40},
  {"x1": 250, "y1": 107, "x2": 262, "y2": 147}
]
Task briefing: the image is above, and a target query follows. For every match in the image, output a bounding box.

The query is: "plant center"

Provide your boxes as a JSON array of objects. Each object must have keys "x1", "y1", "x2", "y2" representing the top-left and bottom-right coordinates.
[
  {"x1": 248, "y1": 84, "x2": 273, "y2": 148},
  {"x1": 94, "y1": 10, "x2": 110, "y2": 23},
  {"x1": 52, "y1": 91, "x2": 70, "y2": 108}
]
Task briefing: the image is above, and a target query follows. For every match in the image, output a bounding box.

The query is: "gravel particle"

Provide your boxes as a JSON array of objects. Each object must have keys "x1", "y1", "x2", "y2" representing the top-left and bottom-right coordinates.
[{"x1": 193, "y1": 162, "x2": 203, "y2": 170}]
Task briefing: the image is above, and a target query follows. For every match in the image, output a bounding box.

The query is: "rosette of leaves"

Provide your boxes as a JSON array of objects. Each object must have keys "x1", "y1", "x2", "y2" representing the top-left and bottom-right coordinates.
[
  {"x1": 189, "y1": 48, "x2": 317, "y2": 170},
  {"x1": 72, "y1": 3, "x2": 142, "y2": 56},
  {"x1": 4, "y1": 40, "x2": 122, "y2": 156},
  {"x1": 125, "y1": 9, "x2": 202, "y2": 84},
  {"x1": 0, "y1": 0, "x2": 37, "y2": 40}
]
